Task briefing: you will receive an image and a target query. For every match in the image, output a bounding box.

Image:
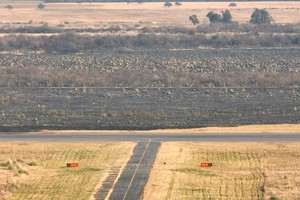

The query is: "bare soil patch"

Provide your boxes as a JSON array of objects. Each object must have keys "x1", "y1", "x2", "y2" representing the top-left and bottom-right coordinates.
[{"x1": 144, "y1": 142, "x2": 300, "y2": 199}]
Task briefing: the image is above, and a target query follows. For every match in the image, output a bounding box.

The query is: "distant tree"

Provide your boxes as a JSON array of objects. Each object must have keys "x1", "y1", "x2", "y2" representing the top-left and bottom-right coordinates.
[
  {"x1": 189, "y1": 15, "x2": 199, "y2": 26},
  {"x1": 250, "y1": 9, "x2": 272, "y2": 24},
  {"x1": 164, "y1": 2, "x2": 172, "y2": 8},
  {"x1": 175, "y1": 1, "x2": 182, "y2": 6},
  {"x1": 5, "y1": 5, "x2": 13, "y2": 10},
  {"x1": 206, "y1": 10, "x2": 233, "y2": 24},
  {"x1": 206, "y1": 11, "x2": 221, "y2": 23},
  {"x1": 221, "y1": 10, "x2": 232, "y2": 23},
  {"x1": 37, "y1": 3, "x2": 45, "y2": 10},
  {"x1": 229, "y1": 2, "x2": 237, "y2": 7}
]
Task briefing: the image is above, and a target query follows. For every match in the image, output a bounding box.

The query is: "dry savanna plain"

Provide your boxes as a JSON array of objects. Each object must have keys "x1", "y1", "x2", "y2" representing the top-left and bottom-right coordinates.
[
  {"x1": 0, "y1": 0, "x2": 300, "y2": 200},
  {"x1": 0, "y1": 1, "x2": 300, "y2": 27}
]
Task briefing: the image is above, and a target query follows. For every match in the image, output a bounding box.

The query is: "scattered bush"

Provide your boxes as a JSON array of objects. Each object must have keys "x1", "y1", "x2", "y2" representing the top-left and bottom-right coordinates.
[
  {"x1": 189, "y1": 15, "x2": 199, "y2": 26},
  {"x1": 175, "y1": 1, "x2": 182, "y2": 6},
  {"x1": 37, "y1": 3, "x2": 45, "y2": 10},
  {"x1": 28, "y1": 161, "x2": 37, "y2": 166},
  {"x1": 164, "y1": 2, "x2": 172, "y2": 7},
  {"x1": 5, "y1": 5, "x2": 13, "y2": 10}
]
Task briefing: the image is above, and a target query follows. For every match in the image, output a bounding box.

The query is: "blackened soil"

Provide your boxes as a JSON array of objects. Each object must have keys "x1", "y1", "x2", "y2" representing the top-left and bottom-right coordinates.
[{"x1": 0, "y1": 87, "x2": 299, "y2": 131}]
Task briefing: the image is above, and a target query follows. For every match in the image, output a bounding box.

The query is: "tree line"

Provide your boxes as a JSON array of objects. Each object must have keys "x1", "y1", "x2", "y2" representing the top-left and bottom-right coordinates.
[
  {"x1": 0, "y1": 31, "x2": 299, "y2": 53},
  {"x1": 189, "y1": 9, "x2": 272, "y2": 25}
]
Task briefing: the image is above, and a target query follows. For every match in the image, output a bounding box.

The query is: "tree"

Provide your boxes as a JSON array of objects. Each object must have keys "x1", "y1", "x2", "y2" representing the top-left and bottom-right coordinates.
[
  {"x1": 206, "y1": 10, "x2": 233, "y2": 24},
  {"x1": 189, "y1": 15, "x2": 199, "y2": 26},
  {"x1": 5, "y1": 5, "x2": 13, "y2": 10},
  {"x1": 250, "y1": 9, "x2": 272, "y2": 24},
  {"x1": 229, "y1": 2, "x2": 237, "y2": 7},
  {"x1": 221, "y1": 10, "x2": 232, "y2": 23},
  {"x1": 164, "y1": 2, "x2": 172, "y2": 8},
  {"x1": 206, "y1": 11, "x2": 221, "y2": 23},
  {"x1": 175, "y1": 1, "x2": 182, "y2": 6},
  {"x1": 37, "y1": 3, "x2": 45, "y2": 10}
]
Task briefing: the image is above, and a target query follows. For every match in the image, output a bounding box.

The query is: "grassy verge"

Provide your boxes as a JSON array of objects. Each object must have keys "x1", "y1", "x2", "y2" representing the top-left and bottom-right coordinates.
[
  {"x1": 39, "y1": 124, "x2": 300, "y2": 134},
  {"x1": 144, "y1": 142, "x2": 300, "y2": 200},
  {"x1": 0, "y1": 142, "x2": 134, "y2": 200}
]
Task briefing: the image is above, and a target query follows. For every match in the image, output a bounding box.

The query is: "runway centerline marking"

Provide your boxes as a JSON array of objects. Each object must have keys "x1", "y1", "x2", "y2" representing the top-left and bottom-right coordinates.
[{"x1": 122, "y1": 139, "x2": 152, "y2": 200}]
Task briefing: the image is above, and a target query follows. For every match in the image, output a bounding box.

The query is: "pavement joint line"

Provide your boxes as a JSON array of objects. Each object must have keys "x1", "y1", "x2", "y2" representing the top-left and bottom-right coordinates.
[{"x1": 122, "y1": 139, "x2": 152, "y2": 200}]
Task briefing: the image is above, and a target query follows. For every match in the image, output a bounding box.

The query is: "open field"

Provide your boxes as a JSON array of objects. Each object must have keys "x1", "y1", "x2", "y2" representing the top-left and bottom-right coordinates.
[
  {"x1": 1, "y1": 1, "x2": 300, "y2": 27},
  {"x1": 0, "y1": 142, "x2": 134, "y2": 200},
  {"x1": 144, "y1": 142, "x2": 300, "y2": 200}
]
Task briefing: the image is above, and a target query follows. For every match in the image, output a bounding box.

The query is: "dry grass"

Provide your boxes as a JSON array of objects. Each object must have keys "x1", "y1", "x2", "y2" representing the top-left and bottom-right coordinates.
[
  {"x1": 0, "y1": 1, "x2": 300, "y2": 27},
  {"x1": 0, "y1": 142, "x2": 134, "y2": 200},
  {"x1": 40, "y1": 124, "x2": 300, "y2": 134},
  {"x1": 144, "y1": 142, "x2": 300, "y2": 200}
]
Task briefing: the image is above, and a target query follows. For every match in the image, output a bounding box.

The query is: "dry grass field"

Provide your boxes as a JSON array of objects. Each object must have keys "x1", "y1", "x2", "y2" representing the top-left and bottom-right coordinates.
[
  {"x1": 0, "y1": 142, "x2": 134, "y2": 200},
  {"x1": 144, "y1": 142, "x2": 300, "y2": 200},
  {"x1": 0, "y1": 1, "x2": 300, "y2": 27},
  {"x1": 41, "y1": 124, "x2": 300, "y2": 134}
]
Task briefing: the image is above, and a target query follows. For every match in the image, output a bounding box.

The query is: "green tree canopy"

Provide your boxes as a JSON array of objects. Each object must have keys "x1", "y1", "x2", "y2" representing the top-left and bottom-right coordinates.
[
  {"x1": 221, "y1": 10, "x2": 232, "y2": 23},
  {"x1": 206, "y1": 11, "x2": 221, "y2": 23},
  {"x1": 250, "y1": 9, "x2": 272, "y2": 24},
  {"x1": 207, "y1": 10, "x2": 233, "y2": 24}
]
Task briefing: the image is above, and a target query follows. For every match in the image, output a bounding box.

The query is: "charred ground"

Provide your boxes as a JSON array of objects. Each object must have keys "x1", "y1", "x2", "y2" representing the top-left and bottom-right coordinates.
[{"x1": 0, "y1": 49, "x2": 299, "y2": 131}]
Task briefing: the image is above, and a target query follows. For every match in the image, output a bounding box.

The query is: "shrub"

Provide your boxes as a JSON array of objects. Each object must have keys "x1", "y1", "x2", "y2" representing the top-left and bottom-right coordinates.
[
  {"x1": 28, "y1": 161, "x2": 37, "y2": 166},
  {"x1": 164, "y1": 2, "x2": 172, "y2": 7},
  {"x1": 189, "y1": 15, "x2": 199, "y2": 26},
  {"x1": 175, "y1": 1, "x2": 182, "y2": 6},
  {"x1": 37, "y1": 3, "x2": 45, "y2": 10}
]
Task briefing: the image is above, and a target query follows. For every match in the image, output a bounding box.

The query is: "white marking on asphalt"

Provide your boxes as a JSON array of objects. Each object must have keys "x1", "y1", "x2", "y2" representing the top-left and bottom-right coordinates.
[{"x1": 122, "y1": 139, "x2": 152, "y2": 200}]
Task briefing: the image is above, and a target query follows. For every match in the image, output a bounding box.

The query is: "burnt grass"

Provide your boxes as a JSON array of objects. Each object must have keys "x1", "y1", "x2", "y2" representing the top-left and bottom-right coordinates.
[{"x1": 0, "y1": 49, "x2": 299, "y2": 131}]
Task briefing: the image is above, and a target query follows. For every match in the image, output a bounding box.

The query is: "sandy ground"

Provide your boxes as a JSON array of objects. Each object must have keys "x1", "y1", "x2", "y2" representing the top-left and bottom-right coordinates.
[
  {"x1": 37, "y1": 124, "x2": 300, "y2": 134},
  {"x1": 0, "y1": 1, "x2": 300, "y2": 27}
]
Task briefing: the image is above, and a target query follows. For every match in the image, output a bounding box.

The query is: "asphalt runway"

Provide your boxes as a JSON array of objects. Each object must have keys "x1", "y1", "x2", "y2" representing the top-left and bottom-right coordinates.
[
  {"x1": 109, "y1": 141, "x2": 160, "y2": 200},
  {"x1": 0, "y1": 133, "x2": 299, "y2": 142}
]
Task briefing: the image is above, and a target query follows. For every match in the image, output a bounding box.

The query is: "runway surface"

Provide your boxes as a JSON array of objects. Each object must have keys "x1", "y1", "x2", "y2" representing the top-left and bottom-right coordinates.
[
  {"x1": 109, "y1": 141, "x2": 160, "y2": 200},
  {"x1": 0, "y1": 133, "x2": 299, "y2": 142}
]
